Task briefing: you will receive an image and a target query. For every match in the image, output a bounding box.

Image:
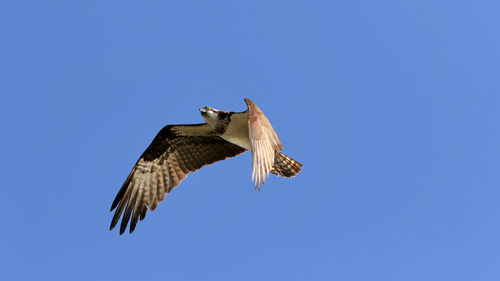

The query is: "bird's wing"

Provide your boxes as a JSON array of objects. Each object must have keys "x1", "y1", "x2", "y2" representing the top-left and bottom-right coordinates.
[
  {"x1": 245, "y1": 98, "x2": 282, "y2": 189},
  {"x1": 110, "y1": 123, "x2": 246, "y2": 234}
]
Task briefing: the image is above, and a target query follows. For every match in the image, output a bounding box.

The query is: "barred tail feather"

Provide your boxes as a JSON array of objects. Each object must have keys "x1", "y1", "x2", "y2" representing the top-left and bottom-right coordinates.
[{"x1": 271, "y1": 151, "x2": 302, "y2": 178}]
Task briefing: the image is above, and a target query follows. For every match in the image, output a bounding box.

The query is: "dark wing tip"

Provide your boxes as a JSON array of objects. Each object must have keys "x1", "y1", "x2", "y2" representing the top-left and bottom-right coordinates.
[
  {"x1": 110, "y1": 200, "x2": 119, "y2": 212},
  {"x1": 129, "y1": 223, "x2": 137, "y2": 234},
  {"x1": 110, "y1": 203, "x2": 125, "y2": 231},
  {"x1": 119, "y1": 218, "x2": 128, "y2": 234},
  {"x1": 110, "y1": 167, "x2": 136, "y2": 212}
]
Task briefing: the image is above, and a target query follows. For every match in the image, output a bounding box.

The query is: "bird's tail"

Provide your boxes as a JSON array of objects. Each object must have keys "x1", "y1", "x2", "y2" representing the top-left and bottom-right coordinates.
[{"x1": 271, "y1": 151, "x2": 303, "y2": 177}]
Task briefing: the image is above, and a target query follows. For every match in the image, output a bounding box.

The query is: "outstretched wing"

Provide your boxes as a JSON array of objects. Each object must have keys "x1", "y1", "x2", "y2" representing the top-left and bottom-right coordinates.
[
  {"x1": 110, "y1": 123, "x2": 247, "y2": 234},
  {"x1": 245, "y1": 98, "x2": 282, "y2": 190}
]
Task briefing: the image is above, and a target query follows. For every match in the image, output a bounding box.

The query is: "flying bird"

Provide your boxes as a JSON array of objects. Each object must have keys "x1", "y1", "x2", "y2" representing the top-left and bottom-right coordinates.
[{"x1": 110, "y1": 98, "x2": 302, "y2": 234}]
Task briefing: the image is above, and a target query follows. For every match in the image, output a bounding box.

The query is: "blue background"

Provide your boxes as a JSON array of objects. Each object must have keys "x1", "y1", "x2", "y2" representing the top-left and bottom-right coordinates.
[{"x1": 2, "y1": 1, "x2": 499, "y2": 280}]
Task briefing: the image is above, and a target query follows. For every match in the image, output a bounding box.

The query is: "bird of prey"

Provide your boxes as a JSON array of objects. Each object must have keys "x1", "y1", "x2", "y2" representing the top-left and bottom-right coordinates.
[{"x1": 110, "y1": 98, "x2": 302, "y2": 234}]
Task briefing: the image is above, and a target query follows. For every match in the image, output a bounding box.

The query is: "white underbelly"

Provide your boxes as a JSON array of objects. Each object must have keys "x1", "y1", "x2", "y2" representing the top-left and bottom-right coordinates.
[
  {"x1": 222, "y1": 132, "x2": 251, "y2": 150},
  {"x1": 220, "y1": 112, "x2": 251, "y2": 150}
]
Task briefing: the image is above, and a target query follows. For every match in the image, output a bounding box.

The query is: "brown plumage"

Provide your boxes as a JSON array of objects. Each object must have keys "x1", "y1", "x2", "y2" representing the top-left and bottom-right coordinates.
[
  {"x1": 110, "y1": 124, "x2": 246, "y2": 234},
  {"x1": 110, "y1": 99, "x2": 302, "y2": 234},
  {"x1": 271, "y1": 151, "x2": 303, "y2": 178}
]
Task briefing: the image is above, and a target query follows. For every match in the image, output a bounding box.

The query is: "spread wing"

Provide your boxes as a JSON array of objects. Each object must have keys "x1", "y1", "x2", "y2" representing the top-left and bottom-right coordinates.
[
  {"x1": 245, "y1": 98, "x2": 282, "y2": 190},
  {"x1": 110, "y1": 123, "x2": 247, "y2": 234}
]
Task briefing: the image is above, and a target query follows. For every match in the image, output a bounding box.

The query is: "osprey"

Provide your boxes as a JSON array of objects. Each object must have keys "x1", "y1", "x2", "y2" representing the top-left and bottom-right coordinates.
[{"x1": 110, "y1": 98, "x2": 302, "y2": 234}]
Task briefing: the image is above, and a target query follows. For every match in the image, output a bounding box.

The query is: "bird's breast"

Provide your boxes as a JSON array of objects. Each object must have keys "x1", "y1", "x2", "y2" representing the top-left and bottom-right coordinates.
[{"x1": 220, "y1": 112, "x2": 251, "y2": 150}]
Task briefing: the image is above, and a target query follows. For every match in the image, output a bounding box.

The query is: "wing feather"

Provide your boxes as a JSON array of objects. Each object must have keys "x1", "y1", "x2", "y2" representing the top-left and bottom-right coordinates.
[
  {"x1": 130, "y1": 182, "x2": 145, "y2": 233},
  {"x1": 110, "y1": 123, "x2": 246, "y2": 234},
  {"x1": 149, "y1": 169, "x2": 159, "y2": 211},
  {"x1": 245, "y1": 98, "x2": 282, "y2": 190},
  {"x1": 139, "y1": 205, "x2": 147, "y2": 221},
  {"x1": 161, "y1": 165, "x2": 170, "y2": 195},
  {"x1": 120, "y1": 182, "x2": 140, "y2": 234}
]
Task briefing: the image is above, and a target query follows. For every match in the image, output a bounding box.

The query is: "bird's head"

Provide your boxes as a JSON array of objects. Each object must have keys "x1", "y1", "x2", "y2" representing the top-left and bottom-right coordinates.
[{"x1": 200, "y1": 106, "x2": 231, "y2": 131}]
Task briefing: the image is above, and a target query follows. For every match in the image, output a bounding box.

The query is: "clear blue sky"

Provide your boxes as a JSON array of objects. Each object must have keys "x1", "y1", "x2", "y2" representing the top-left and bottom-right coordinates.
[{"x1": 2, "y1": 1, "x2": 499, "y2": 280}]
